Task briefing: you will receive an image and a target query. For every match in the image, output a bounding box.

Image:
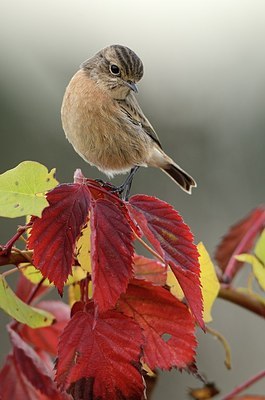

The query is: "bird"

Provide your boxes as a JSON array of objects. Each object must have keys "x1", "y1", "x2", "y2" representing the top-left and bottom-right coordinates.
[{"x1": 61, "y1": 44, "x2": 196, "y2": 199}]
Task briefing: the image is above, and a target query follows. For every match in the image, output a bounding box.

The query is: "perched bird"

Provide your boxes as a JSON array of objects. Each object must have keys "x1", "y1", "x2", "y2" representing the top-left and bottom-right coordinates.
[{"x1": 61, "y1": 44, "x2": 196, "y2": 199}]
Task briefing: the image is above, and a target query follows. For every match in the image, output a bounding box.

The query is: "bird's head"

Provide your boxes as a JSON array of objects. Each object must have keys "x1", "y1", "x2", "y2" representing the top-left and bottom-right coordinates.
[{"x1": 81, "y1": 45, "x2": 144, "y2": 100}]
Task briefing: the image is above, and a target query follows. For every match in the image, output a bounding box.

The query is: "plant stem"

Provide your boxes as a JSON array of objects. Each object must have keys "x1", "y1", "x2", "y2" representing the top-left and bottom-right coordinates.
[
  {"x1": 0, "y1": 224, "x2": 31, "y2": 255},
  {"x1": 206, "y1": 325, "x2": 232, "y2": 369},
  {"x1": 222, "y1": 369, "x2": 265, "y2": 399},
  {"x1": 133, "y1": 231, "x2": 165, "y2": 264},
  {"x1": 222, "y1": 209, "x2": 265, "y2": 282},
  {"x1": 0, "y1": 250, "x2": 33, "y2": 267},
  {"x1": 218, "y1": 286, "x2": 265, "y2": 319}
]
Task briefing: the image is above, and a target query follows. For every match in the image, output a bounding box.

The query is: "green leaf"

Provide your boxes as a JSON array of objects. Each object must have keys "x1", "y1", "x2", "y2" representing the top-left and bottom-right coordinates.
[
  {"x1": 0, "y1": 161, "x2": 58, "y2": 218},
  {"x1": 0, "y1": 275, "x2": 54, "y2": 327}
]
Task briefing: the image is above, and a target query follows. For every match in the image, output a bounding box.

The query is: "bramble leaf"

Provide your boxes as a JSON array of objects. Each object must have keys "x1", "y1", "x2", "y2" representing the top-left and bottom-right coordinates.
[
  {"x1": 28, "y1": 184, "x2": 91, "y2": 293},
  {"x1": 56, "y1": 301, "x2": 144, "y2": 400},
  {"x1": 198, "y1": 242, "x2": 220, "y2": 322},
  {"x1": 0, "y1": 161, "x2": 58, "y2": 218},
  {"x1": 0, "y1": 275, "x2": 54, "y2": 327},
  {"x1": 215, "y1": 206, "x2": 265, "y2": 277},
  {"x1": 19, "y1": 301, "x2": 70, "y2": 356},
  {"x1": 128, "y1": 195, "x2": 204, "y2": 329},
  {"x1": 118, "y1": 279, "x2": 197, "y2": 370},
  {"x1": 91, "y1": 198, "x2": 134, "y2": 311},
  {"x1": 6, "y1": 328, "x2": 71, "y2": 399},
  {"x1": 133, "y1": 254, "x2": 167, "y2": 285},
  {"x1": 236, "y1": 254, "x2": 265, "y2": 291}
]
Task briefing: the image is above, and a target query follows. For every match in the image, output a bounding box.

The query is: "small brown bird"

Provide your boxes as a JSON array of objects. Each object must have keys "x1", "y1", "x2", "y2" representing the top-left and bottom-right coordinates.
[{"x1": 61, "y1": 45, "x2": 196, "y2": 199}]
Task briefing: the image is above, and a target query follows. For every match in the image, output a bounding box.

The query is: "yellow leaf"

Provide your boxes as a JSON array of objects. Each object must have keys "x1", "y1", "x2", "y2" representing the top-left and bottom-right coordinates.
[
  {"x1": 255, "y1": 228, "x2": 265, "y2": 264},
  {"x1": 198, "y1": 242, "x2": 220, "y2": 323},
  {"x1": 68, "y1": 284, "x2": 82, "y2": 307},
  {"x1": 66, "y1": 267, "x2": 87, "y2": 285},
  {"x1": 21, "y1": 264, "x2": 51, "y2": 285},
  {"x1": 76, "y1": 224, "x2": 91, "y2": 273},
  {"x1": 236, "y1": 254, "x2": 265, "y2": 291},
  {"x1": 166, "y1": 269, "x2": 184, "y2": 300}
]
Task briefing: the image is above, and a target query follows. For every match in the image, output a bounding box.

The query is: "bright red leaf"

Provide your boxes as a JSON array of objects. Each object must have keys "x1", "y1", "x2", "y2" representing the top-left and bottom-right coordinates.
[
  {"x1": 56, "y1": 301, "x2": 144, "y2": 400},
  {"x1": 118, "y1": 279, "x2": 197, "y2": 371},
  {"x1": 27, "y1": 184, "x2": 91, "y2": 293},
  {"x1": 215, "y1": 206, "x2": 265, "y2": 280},
  {"x1": 133, "y1": 254, "x2": 167, "y2": 285},
  {"x1": 90, "y1": 198, "x2": 134, "y2": 311},
  {"x1": 6, "y1": 327, "x2": 70, "y2": 399},
  {"x1": 128, "y1": 195, "x2": 204, "y2": 329},
  {"x1": 19, "y1": 301, "x2": 70, "y2": 356}
]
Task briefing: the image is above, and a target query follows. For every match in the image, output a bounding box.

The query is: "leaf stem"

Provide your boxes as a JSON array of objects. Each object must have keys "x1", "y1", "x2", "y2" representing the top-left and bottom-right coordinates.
[
  {"x1": 218, "y1": 285, "x2": 265, "y2": 319},
  {"x1": 0, "y1": 224, "x2": 31, "y2": 256},
  {"x1": 133, "y1": 231, "x2": 165, "y2": 264},
  {"x1": 221, "y1": 369, "x2": 265, "y2": 399},
  {"x1": 0, "y1": 249, "x2": 33, "y2": 267},
  {"x1": 206, "y1": 325, "x2": 231, "y2": 369},
  {"x1": 222, "y1": 209, "x2": 265, "y2": 282}
]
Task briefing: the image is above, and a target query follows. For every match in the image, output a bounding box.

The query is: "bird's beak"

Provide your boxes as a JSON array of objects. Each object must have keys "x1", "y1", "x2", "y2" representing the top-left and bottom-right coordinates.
[{"x1": 126, "y1": 81, "x2": 138, "y2": 93}]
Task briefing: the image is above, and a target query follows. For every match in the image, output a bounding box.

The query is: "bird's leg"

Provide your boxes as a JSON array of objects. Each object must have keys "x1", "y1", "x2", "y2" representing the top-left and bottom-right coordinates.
[{"x1": 112, "y1": 166, "x2": 140, "y2": 201}]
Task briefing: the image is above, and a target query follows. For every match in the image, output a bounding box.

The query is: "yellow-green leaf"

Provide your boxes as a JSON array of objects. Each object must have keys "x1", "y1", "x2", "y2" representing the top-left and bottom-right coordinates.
[
  {"x1": 0, "y1": 161, "x2": 58, "y2": 218},
  {"x1": 198, "y1": 242, "x2": 220, "y2": 323},
  {"x1": 0, "y1": 275, "x2": 54, "y2": 327},
  {"x1": 76, "y1": 224, "x2": 91, "y2": 272},
  {"x1": 166, "y1": 269, "x2": 184, "y2": 300},
  {"x1": 236, "y1": 254, "x2": 265, "y2": 291},
  {"x1": 21, "y1": 264, "x2": 87, "y2": 286},
  {"x1": 255, "y1": 228, "x2": 265, "y2": 265}
]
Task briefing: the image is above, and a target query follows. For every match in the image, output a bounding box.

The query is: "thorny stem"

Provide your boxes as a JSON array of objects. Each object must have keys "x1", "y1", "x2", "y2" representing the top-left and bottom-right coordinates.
[
  {"x1": 222, "y1": 209, "x2": 265, "y2": 282},
  {"x1": 222, "y1": 369, "x2": 265, "y2": 400}
]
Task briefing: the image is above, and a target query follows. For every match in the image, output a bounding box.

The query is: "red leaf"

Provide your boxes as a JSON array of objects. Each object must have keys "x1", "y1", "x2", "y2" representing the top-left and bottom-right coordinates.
[
  {"x1": 90, "y1": 198, "x2": 134, "y2": 311},
  {"x1": 56, "y1": 301, "x2": 144, "y2": 400},
  {"x1": 19, "y1": 301, "x2": 70, "y2": 356},
  {"x1": 128, "y1": 195, "x2": 204, "y2": 329},
  {"x1": 118, "y1": 279, "x2": 197, "y2": 371},
  {"x1": 133, "y1": 254, "x2": 167, "y2": 285},
  {"x1": 28, "y1": 184, "x2": 91, "y2": 293},
  {"x1": 0, "y1": 354, "x2": 48, "y2": 400},
  {"x1": 15, "y1": 273, "x2": 49, "y2": 303},
  {"x1": 6, "y1": 328, "x2": 70, "y2": 399},
  {"x1": 215, "y1": 206, "x2": 265, "y2": 280}
]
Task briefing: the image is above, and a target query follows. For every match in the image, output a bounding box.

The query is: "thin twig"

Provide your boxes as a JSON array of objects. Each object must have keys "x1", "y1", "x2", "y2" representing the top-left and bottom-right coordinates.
[
  {"x1": 222, "y1": 369, "x2": 265, "y2": 399},
  {"x1": 132, "y1": 231, "x2": 165, "y2": 264},
  {"x1": 206, "y1": 325, "x2": 232, "y2": 369}
]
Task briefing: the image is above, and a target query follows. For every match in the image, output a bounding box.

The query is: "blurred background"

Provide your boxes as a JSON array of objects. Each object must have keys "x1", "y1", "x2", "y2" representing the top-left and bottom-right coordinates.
[{"x1": 0, "y1": 0, "x2": 265, "y2": 398}]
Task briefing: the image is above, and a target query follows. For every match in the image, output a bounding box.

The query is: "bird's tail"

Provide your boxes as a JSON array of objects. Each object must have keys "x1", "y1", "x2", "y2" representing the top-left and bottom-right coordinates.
[{"x1": 161, "y1": 163, "x2": 197, "y2": 194}]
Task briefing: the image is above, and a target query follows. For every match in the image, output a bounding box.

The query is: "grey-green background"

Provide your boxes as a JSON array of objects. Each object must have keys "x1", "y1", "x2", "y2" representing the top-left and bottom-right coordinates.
[{"x1": 1, "y1": 0, "x2": 265, "y2": 398}]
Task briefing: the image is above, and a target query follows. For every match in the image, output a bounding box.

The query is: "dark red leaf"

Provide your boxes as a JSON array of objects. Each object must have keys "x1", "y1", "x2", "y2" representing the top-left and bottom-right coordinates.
[
  {"x1": 27, "y1": 184, "x2": 91, "y2": 293},
  {"x1": 15, "y1": 273, "x2": 49, "y2": 303},
  {"x1": 128, "y1": 195, "x2": 204, "y2": 329},
  {"x1": 215, "y1": 206, "x2": 265, "y2": 280},
  {"x1": 118, "y1": 279, "x2": 197, "y2": 370},
  {"x1": 56, "y1": 301, "x2": 144, "y2": 400},
  {"x1": 18, "y1": 301, "x2": 70, "y2": 356},
  {"x1": 90, "y1": 198, "x2": 134, "y2": 311},
  {"x1": 7, "y1": 328, "x2": 70, "y2": 399},
  {"x1": 0, "y1": 354, "x2": 48, "y2": 400},
  {"x1": 133, "y1": 254, "x2": 167, "y2": 285}
]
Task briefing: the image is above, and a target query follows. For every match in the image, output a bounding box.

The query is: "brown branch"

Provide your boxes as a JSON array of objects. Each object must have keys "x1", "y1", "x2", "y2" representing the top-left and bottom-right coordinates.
[
  {"x1": 218, "y1": 286, "x2": 265, "y2": 319},
  {"x1": 0, "y1": 250, "x2": 33, "y2": 267}
]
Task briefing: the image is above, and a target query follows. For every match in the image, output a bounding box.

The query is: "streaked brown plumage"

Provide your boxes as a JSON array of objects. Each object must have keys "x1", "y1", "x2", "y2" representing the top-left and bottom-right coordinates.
[{"x1": 61, "y1": 45, "x2": 196, "y2": 197}]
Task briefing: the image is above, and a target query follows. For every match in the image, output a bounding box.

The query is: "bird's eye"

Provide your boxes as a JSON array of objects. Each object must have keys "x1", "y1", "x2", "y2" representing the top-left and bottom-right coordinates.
[{"x1": 110, "y1": 64, "x2": 120, "y2": 75}]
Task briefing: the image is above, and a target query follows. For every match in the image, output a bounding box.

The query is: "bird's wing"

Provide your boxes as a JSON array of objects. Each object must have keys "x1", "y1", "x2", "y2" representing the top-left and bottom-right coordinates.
[{"x1": 117, "y1": 93, "x2": 162, "y2": 148}]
